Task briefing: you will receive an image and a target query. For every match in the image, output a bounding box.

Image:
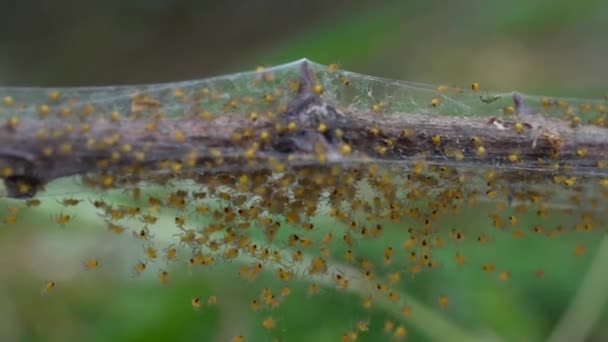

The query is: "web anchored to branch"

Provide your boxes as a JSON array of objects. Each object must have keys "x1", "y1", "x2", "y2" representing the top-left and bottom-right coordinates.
[
  {"x1": 0, "y1": 59, "x2": 606, "y2": 209},
  {"x1": 2, "y1": 59, "x2": 608, "y2": 341}
]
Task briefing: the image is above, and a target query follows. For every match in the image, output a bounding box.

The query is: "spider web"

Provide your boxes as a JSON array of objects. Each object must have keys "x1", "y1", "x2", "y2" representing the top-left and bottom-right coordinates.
[
  {"x1": 0, "y1": 59, "x2": 605, "y2": 213},
  {"x1": 0, "y1": 58, "x2": 605, "y2": 121}
]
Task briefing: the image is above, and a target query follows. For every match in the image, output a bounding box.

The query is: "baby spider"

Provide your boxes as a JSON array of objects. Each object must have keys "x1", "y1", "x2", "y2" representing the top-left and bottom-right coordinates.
[
  {"x1": 132, "y1": 260, "x2": 147, "y2": 277},
  {"x1": 191, "y1": 297, "x2": 202, "y2": 311},
  {"x1": 40, "y1": 280, "x2": 56, "y2": 296},
  {"x1": 133, "y1": 226, "x2": 154, "y2": 241},
  {"x1": 158, "y1": 269, "x2": 170, "y2": 285},
  {"x1": 262, "y1": 317, "x2": 277, "y2": 330},
  {"x1": 52, "y1": 212, "x2": 74, "y2": 226},
  {"x1": 25, "y1": 198, "x2": 42, "y2": 207},
  {"x1": 57, "y1": 197, "x2": 82, "y2": 207},
  {"x1": 164, "y1": 244, "x2": 178, "y2": 263},
  {"x1": 143, "y1": 244, "x2": 158, "y2": 261},
  {"x1": 83, "y1": 258, "x2": 100, "y2": 270}
]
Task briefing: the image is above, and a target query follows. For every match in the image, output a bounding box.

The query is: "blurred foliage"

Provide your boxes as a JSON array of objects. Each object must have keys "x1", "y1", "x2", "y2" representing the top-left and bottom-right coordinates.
[
  {"x1": 0, "y1": 1, "x2": 607, "y2": 341},
  {"x1": 0, "y1": 0, "x2": 606, "y2": 96}
]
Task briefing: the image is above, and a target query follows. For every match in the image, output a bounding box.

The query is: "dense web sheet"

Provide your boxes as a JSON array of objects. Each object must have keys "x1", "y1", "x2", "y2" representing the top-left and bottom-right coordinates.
[{"x1": 0, "y1": 59, "x2": 607, "y2": 341}]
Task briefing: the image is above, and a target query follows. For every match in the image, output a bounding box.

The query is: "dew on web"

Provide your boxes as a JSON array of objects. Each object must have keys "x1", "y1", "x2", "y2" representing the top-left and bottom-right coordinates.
[{"x1": 0, "y1": 58, "x2": 606, "y2": 340}]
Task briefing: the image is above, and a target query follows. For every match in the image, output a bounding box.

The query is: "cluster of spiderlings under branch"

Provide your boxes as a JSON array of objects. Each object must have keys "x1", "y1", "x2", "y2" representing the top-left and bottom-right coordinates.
[{"x1": 0, "y1": 59, "x2": 607, "y2": 341}]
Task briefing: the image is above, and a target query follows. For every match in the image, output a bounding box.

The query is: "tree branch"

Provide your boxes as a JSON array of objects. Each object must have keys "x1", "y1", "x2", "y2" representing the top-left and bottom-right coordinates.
[{"x1": 1, "y1": 61, "x2": 606, "y2": 198}]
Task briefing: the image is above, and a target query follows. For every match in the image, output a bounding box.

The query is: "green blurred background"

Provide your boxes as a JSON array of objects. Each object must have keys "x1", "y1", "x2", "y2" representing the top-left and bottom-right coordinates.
[
  {"x1": 1, "y1": 0, "x2": 607, "y2": 97},
  {"x1": 0, "y1": 0, "x2": 607, "y2": 341}
]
